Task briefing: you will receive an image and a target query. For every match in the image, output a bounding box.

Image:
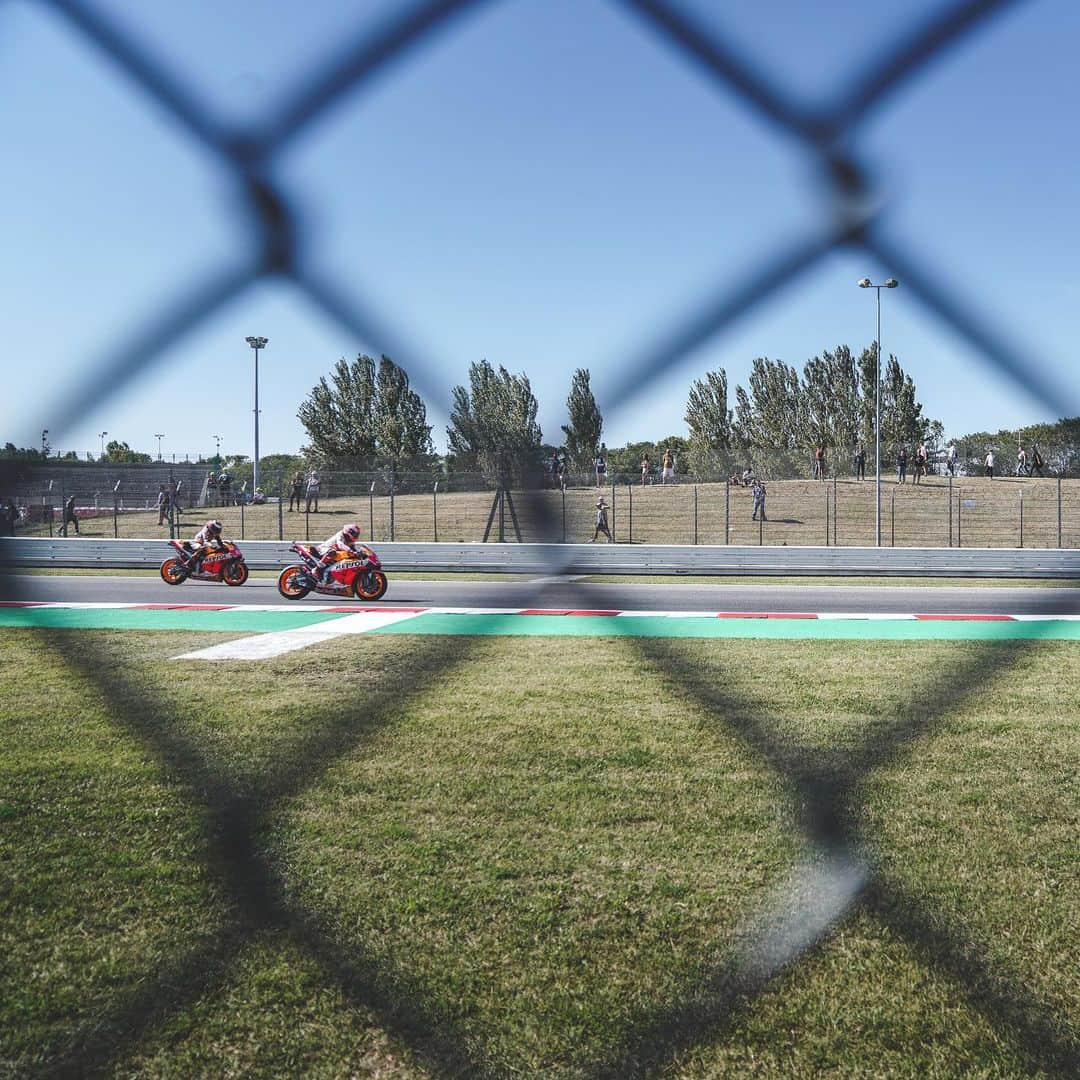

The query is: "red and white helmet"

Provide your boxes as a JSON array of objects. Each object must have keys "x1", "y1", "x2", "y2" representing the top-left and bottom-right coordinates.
[
  {"x1": 342, "y1": 523, "x2": 361, "y2": 543},
  {"x1": 207, "y1": 519, "x2": 223, "y2": 535}
]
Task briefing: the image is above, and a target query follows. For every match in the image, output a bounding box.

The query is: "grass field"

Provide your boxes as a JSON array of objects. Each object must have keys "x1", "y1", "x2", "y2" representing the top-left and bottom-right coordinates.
[
  {"x1": 1, "y1": 627, "x2": 1077, "y2": 1076},
  {"x1": 20, "y1": 475, "x2": 1080, "y2": 549}
]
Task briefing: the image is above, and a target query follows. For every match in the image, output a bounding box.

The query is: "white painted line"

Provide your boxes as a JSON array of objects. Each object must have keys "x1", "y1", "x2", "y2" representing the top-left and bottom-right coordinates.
[{"x1": 172, "y1": 609, "x2": 425, "y2": 661}]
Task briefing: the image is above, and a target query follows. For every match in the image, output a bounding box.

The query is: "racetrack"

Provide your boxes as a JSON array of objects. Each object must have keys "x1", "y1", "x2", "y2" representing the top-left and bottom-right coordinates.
[{"x1": 6, "y1": 572, "x2": 1080, "y2": 616}]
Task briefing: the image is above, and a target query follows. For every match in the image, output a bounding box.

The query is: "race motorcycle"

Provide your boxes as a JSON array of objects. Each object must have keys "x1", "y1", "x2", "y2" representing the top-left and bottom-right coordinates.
[
  {"x1": 160, "y1": 539, "x2": 250, "y2": 586},
  {"x1": 277, "y1": 541, "x2": 388, "y2": 601}
]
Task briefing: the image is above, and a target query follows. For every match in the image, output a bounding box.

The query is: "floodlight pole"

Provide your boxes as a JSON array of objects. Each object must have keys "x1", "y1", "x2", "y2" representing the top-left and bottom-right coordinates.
[
  {"x1": 154, "y1": 433, "x2": 165, "y2": 461},
  {"x1": 858, "y1": 278, "x2": 899, "y2": 546},
  {"x1": 245, "y1": 336, "x2": 268, "y2": 492},
  {"x1": 98, "y1": 431, "x2": 108, "y2": 458}
]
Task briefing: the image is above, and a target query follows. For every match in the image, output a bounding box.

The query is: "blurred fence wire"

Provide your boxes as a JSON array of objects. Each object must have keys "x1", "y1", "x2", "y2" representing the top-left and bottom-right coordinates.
[{"x1": 3, "y1": 0, "x2": 1077, "y2": 1074}]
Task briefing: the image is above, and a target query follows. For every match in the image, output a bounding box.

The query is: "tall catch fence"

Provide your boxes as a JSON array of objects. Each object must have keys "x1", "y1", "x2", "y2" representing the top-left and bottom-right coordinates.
[{"x1": 1, "y1": 1, "x2": 1077, "y2": 1076}]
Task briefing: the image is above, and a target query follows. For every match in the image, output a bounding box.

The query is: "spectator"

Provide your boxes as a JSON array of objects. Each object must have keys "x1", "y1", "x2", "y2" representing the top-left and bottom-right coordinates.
[
  {"x1": 984, "y1": 450, "x2": 995, "y2": 479},
  {"x1": 946, "y1": 443, "x2": 958, "y2": 476},
  {"x1": 557, "y1": 452, "x2": 567, "y2": 491},
  {"x1": 897, "y1": 446, "x2": 908, "y2": 484},
  {"x1": 594, "y1": 450, "x2": 607, "y2": 487},
  {"x1": 854, "y1": 444, "x2": 866, "y2": 480},
  {"x1": 640, "y1": 453, "x2": 650, "y2": 486},
  {"x1": 156, "y1": 483, "x2": 171, "y2": 525},
  {"x1": 305, "y1": 470, "x2": 321, "y2": 513},
  {"x1": 60, "y1": 494, "x2": 79, "y2": 536},
  {"x1": 217, "y1": 470, "x2": 231, "y2": 505},
  {"x1": 1031, "y1": 444, "x2": 1045, "y2": 476},
  {"x1": 741, "y1": 467, "x2": 755, "y2": 487},
  {"x1": 814, "y1": 444, "x2": 826, "y2": 481},
  {"x1": 288, "y1": 470, "x2": 304, "y2": 512},
  {"x1": 914, "y1": 442, "x2": 928, "y2": 484},
  {"x1": 661, "y1": 448, "x2": 675, "y2": 484},
  {"x1": 205, "y1": 470, "x2": 217, "y2": 504},
  {"x1": 1016, "y1": 445, "x2": 1028, "y2": 476},
  {"x1": 590, "y1": 497, "x2": 612, "y2": 542},
  {"x1": 751, "y1": 478, "x2": 767, "y2": 521}
]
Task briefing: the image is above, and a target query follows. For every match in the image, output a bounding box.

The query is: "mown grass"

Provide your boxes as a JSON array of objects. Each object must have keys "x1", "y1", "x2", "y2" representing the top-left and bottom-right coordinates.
[{"x1": 1, "y1": 630, "x2": 1076, "y2": 1076}]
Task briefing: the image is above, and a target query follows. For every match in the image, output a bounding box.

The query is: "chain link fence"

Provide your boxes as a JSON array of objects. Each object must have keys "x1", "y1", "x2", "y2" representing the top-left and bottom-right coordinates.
[{"x1": 2, "y1": 0, "x2": 1078, "y2": 1074}]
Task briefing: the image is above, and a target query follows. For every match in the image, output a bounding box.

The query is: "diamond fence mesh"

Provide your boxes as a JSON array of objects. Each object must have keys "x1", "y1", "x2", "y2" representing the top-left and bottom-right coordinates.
[{"x1": 2, "y1": 0, "x2": 1077, "y2": 1075}]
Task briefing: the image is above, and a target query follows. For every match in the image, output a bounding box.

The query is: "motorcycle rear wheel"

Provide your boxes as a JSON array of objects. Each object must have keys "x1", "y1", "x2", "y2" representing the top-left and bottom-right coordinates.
[
  {"x1": 223, "y1": 560, "x2": 249, "y2": 586},
  {"x1": 277, "y1": 565, "x2": 312, "y2": 599},
  {"x1": 354, "y1": 569, "x2": 388, "y2": 601},
  {"x1": 160, "y1": 558, "x2": 187, "y2": 585}
]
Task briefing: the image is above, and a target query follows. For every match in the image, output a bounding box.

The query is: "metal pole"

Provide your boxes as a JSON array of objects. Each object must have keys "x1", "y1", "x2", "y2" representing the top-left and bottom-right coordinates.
[
  {"x1": 890, "y1": 489, "x2": 895, "y2": 547},
  {"x1": 389, "y1": 478, "x2": 396, "y2": 542},
  {"x1": 725, "y1": 480, "x2": 730, "y2": 545},
  {"x1": 369, "y1": 482, "x2": 375, "y2": 540},
  {"x1": 957, "y1": 493, "x2": 962, "y2": 548},
  {"x1": 627, "y1": 484, "x2": 633, "y2": 544},
  {"x1": 253, "y1": 345, "x2": 260, "y2": 494},
  {"x1": 610, "y1": 482, "x2": 616, "y2": 542},
  {"x1": 693, "y1": 485, "x2": 698, "y2": 544},
  {"x1": 240, "y1": 497, "x2": 245, "y2": 540},
  {"x1": 875, "y1": 290, "x2": 882, "y2": 547},
  {"x1": 948, "y1": 475, "x2": 953, "y2": 546},
  {"x1": 113, "y1": 496, "x2": 118, "y2": 538},
  {"x1": 833, "y1": 475, "x2": 838, "y2": 545},
  {"x1": 1019, "y1": 489, "x2": 1023, "y2": 549},
  {"x1": 825, "y1": 485, "x2": 830, "y2": 546},
  {"x1": 277, "y1": 474, "x2": 284, "y2": 540},
  {"x1": 1057, "y1": 474, "x2": 1062, "y2": 547},
  {"x1": 561, "y1": 487, "x2": 566, "y2": 543},
  {"x1": 433, "y1": 481, "x2": 439, "y2": 542}
]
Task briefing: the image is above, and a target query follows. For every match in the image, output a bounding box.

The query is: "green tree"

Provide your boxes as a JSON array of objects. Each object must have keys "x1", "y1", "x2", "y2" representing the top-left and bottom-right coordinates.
[
  {"x1": 102, "y1": 440, "x2": 152, "y2": 464},
  {"x1": 801, "y1": 345, "x2": 860, "y2": 452},
  {"x1": 880, "y1": 355, "x2": 926, "y2": 452},
  {"x1": 685, "y1": 368, "x2": 732, "y2": 475},
  {"x1": 297, "y1": 353, "x2": 431, "y2": 469},
  {"x1": 446, "y1": 359, "x2": 543, "y2": 485},
  {"x1": 561, "y1": 368, "x2": 603, "y2": 472}
]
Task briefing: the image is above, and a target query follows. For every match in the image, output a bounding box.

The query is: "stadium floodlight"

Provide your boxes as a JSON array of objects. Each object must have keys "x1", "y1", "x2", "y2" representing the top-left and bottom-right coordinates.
[
  {"x1": 245, "y1": 337, "x2": 269, "y2": 492},
  {"x1": 857, "y1": 279, "x2": 901, "y2": 546},
  {"x1": 154, "y1": 433, "x2": 166, "y2": 460},
  {"x1": 98, "y1": 431, "x2": 108, "y2": 458}
]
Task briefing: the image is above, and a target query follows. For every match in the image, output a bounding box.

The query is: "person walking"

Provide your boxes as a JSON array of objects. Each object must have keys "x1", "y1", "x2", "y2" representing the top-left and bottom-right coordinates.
[
  {"x1": 640, "y1": 453, "x2": 650, "y2": 486},
  {"x1": 60, "y1": 494, "x2": 79, "y2": 536},
  {"x1": 1031, "y1": 444, "x2": 1045, "y2": 476},
  {"x1": 814, "y1": 444, "x2": 826, "y2": 481},
  {"x1": 984, "y1": 450, "x2": 995, "y2": 479},
  {"x1": 1016, "y1": 445, "x2": 1028, "y2": 476},
  {"x1": 897, "y1": 446, "x2": 908, "y2": 484},
  {"x1": 305, "y1": 470, "x2": 321, "y2": 513},
  {"x1": 156, "y1": 483, "x2": 172, "y2": 525},
  {"x1": 288, "y1": 470, "x2": 304, "y2": 512},
  {"x1": 590, "y1": 497, "x2": 612, "y2": 542},
  {"x1": 914, "y1": 442, "x2": 928, "y2": 484},
  {"x1": 751, "y1": 478, "x2": 767, "y2": 521},
  {"x1": 946, "y1": 443, "x2": 958, "y2": 477},
  {"x1": 854, "y1": 444, "x2": 866, "y2": 480}
]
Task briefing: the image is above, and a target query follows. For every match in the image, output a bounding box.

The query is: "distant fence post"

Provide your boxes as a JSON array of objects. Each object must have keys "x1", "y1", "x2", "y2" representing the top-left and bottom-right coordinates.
[
  {"x1": 957, "y1": 493, "x2": 962, "y2": 548},
  {"x1": 277, "y1": 474, "x2": 284, "y2": 540},
  {"x1": 693, "y1": 485, "x2": 698, "y2": 544},
  {"x1": 627, "y1": 484, "x2": 633, "y2": 544},
  {"x1": 725, "y1": 481, "x2": 730, "y2": 545},
  {"x1": 240, "y1": 497, "x2": 245, "y2": 540},
  {"x1": 890, "y1": 490, "x2": 895, "y2": 547},
  {"x1": 610, "y1": 482, "x2": 616, "y2": 542},
  {"x1": 390, "y1": 477, "x2": 396, "y2": 542},
  {"x1": 561, "y1": 487, "x2": 566, "y2": 543},
  {"x1": 824, "y1": 486, "x2": 830, "y2": 546},
  {"x1": 1058, "y1": 475, "x2": 1063, "y2": 548},
  {"x1": 948, "y1": 476, "x2": 953, "y2": 547},
  {"x1": 1018, "y1": 489, "x2": 1024, "y2": 549},
  {"x1": 369, "y1": 481, "x2": 375, "y2": 540},
  {"x1": 433, "y1": 481, "x2": 439, "y2": 542}
]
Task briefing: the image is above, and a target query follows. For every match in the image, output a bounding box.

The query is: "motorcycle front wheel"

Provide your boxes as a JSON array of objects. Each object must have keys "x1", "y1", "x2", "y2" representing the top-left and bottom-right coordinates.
[
  {"x1": 353, "y1": 569, "x2": 388, "y2": 601},
  {"x1": 160, "y1": 558, "x2": 187, "y2": 585},
  {"x1": 277, "y1": 565, "x2": 312, "y2": 599},
  {"x1": 223, "y1": 560, "x2": 249, "y2": 586}
]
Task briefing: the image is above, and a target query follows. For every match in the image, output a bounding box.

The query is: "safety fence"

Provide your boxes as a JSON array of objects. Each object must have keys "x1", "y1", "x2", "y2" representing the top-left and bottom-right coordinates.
[{"x1": 2, "y1": 1, "x2": 1078, "y2": 1076}]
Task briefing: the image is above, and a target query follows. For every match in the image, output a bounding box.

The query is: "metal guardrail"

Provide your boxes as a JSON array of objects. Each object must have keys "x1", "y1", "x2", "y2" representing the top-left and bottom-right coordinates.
[{"x1": 2, "y1": 537, "x2": 1077, "y2": 577}]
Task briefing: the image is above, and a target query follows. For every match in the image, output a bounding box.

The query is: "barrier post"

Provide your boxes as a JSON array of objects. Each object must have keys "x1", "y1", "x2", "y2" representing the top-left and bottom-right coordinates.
[
  {"x1": 1058, "y1": 475, "x2": 1063, "y2": 548},
  {"x1": 433, "y1": 481, "x2": 439, "y2": 542},
  {"x1": 693, "y1": 485, "x2": 698, "y2": 544},
  {"x1": 1018, "y1": 488, "x2": 1023, "y2": 549},
  {"x1": 627, "y1": 485, "x2": 633, "y2": 544},
  {"x1": 724, "y1": 480, "x2": 730, "y2": 545},
  {"x1": 948, "y1": 476, "x2": 953, "y2": 546}
]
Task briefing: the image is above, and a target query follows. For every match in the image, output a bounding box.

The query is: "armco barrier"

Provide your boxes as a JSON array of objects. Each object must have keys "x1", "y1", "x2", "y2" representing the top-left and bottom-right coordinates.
[{"x1": 2, "y1": 537, "x2": 1077, "y2": 577}]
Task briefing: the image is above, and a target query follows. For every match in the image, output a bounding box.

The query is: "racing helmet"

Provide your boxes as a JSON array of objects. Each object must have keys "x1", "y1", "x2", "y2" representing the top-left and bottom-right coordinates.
[
  {"x1": 342, "y1": 523, "x2": 361, "y2": 542},
  {"x1": 207, "y1": 519, "x2": 223, "y2": 535}
]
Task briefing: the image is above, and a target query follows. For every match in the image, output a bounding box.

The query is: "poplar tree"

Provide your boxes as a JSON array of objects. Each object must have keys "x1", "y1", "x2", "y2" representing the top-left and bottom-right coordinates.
[{"x1": 561, "y1": 368, "x2": 603, "y2": 471}]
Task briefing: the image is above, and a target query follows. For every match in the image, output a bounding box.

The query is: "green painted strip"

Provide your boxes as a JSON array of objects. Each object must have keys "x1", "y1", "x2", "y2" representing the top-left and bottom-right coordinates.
[
  {"x1": 370, "y1": 613, "x2": 1080, "y2": 642},
  {"x1": 0, "y1": 608, "x2": 351, "y2": 632}
]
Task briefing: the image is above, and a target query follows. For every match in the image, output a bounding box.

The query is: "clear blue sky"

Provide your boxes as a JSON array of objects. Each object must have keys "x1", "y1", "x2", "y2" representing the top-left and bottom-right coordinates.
[{"x1": 3, "y1": 0, "x2": 1078, "y2": 462}]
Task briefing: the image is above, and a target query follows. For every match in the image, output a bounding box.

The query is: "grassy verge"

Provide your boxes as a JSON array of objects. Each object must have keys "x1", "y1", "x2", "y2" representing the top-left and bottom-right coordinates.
[{"x1": 1, "y1": 631, "x2": 1076, "y2": 1076}]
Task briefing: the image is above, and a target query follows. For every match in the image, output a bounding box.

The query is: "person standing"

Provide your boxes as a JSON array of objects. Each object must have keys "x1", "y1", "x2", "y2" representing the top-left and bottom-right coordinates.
[
  {"x1": 305, "y1": 470, "x2": 321, "y2": 513},
  {"x1": 60, "y1": 494, "x2": 79, "y2": 536},
  {"x1": 1031, "y1": 444, "x2": 1045, "y2": 476},
  {"x1": 156, "y1": 483, "x2": 171, "y2": 525},
  {"x1": 897, "y1": 446, "x2": 908, "y2": 484},
  {"x1": 594, "y1": 450, "x2": 607, "y2": 488},
  {"x1": 288, "y1": 470, "x2": 304, "y2": 512},
  {"x1": 661, "y1": 449, "x2": 675, "y2": 485},
  {"x1": 1016, "y1": 446, "x2": 1028, "y2": 476},
  {"x1": 984, "y1": 450, "x2": 995, "y2": 479},
  {"x1": 854, "y1": 444, "x2": 866, "y2": 480},
  {"x1": 946, "y1": 443, "x2": 958, "y2": 477},
  {"x1": 814, "y1": 444, "x2": 826, "y2": 481},
  {"x1": 914, "y1": 442, "x2": 927, "y2": 484},
  {"x1": 751, "y1": 478, "x2": 767, "y2": 521},
  {"x1": 640, "y1": 453, "x2": 650, "y2": 486},
  {"x1": 591, "y1": 497, "x2": 612, "y2": 542}
]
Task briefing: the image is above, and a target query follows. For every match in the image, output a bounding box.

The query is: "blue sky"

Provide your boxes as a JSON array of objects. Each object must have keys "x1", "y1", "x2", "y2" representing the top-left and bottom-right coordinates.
[{"x1": 3, "y1": 0, "x2": 1078, "y2": 462}]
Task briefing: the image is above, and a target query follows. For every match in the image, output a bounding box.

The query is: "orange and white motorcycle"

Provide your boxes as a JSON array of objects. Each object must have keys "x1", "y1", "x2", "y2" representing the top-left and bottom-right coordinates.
[
  {"x1": 160, "y1": 538, "x2": 249, "y2": 586},
  {"x1": 277, "y1": 542, "x2": 388, "y2": 601}
]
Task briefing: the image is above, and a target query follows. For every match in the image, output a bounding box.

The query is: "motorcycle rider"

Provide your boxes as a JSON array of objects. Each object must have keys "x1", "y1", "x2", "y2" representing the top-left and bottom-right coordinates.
[
  {"x1": 314, "y1": 522, "x2": 367, "y2": 584},
  {"x1": 184, "y1": 519, "x2": 226, "y2": 574}
]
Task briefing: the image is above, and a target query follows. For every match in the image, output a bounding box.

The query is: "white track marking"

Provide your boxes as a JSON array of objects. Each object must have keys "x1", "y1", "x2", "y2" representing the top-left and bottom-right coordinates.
[{"x1": 172, "y1": 610, "x2": 425, "y2": 660}]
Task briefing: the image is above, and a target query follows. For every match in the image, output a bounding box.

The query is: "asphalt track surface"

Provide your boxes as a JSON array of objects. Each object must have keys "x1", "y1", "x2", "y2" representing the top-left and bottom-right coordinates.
[{"x1": 6, "y1": 574, "x2": 1079, "y2": 616}]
